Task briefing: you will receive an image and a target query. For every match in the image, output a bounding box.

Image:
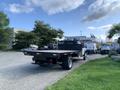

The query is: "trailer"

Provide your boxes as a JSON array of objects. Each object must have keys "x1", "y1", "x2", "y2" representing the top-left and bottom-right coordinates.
[{"x1": 22, "y1": 40, "x2": 87, "y2": 70}]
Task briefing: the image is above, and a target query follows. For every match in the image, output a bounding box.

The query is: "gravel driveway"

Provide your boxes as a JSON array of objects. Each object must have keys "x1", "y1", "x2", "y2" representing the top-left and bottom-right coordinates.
[{"x1": 0, "y1": 52, "x2": 106, "y2": 90}]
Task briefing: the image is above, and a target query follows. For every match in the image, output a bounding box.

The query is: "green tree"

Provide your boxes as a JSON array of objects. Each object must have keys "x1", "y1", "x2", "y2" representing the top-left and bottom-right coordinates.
[
  {"x1": 0, "y1": 12, "x2": 13, "y2": 50},
  {"x1": 0, "y1": 12, "x2": 10, "y2": 43},
  {"x1": 0, "y1": 28, "x2": 14, "y2": 49},
  {"x1": 0, "y1": 12, "x2": 9, "y2": 29},
  {"x1": 108, "y1": 23, "x2": 120, "y2": 38},
  {"x1": 32, "y1": 20, "x2": 64, "y2": 48},
  {"x1": 108, "y1": 23, "x2": 120, "y2": 43},
  {"x1": 0, "y1": 29, "x2": 7, "y2": 43},
  {"x1": 13, "y1": 20, "x2": 64, "y2": 49},
  {"x1": 13, "y1": 31, "x2": 38, "y2": 49}
]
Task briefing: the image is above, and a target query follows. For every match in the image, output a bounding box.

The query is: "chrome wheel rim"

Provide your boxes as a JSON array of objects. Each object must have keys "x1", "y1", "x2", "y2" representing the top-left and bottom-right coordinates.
[{"x1": 68, "y1": 57, "x2": 72, "y2": 68}]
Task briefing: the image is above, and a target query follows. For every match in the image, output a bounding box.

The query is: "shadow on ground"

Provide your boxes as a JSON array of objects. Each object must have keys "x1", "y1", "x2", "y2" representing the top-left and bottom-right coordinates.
[{"x1": 0, "y1": 63, "x2": 66, "y2": 80}]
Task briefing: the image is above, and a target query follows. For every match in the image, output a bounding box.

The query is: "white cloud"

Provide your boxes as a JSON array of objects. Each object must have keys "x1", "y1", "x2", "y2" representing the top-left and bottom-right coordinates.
[
  {"x1": 83, "y1": 0, "x2": 120, "y2": 21},
  {"x1": 9, "y1": 4, "x2": 34, "y2": 13},
  {"x1": 88, "y1": 24, "x2": 113, "y2": 42},
  {"x1": 88, "y1": 24, "x2": 113, "y2": 30},
  {"x1": 9, "y1": 0, "x2": 85, "y2": 14},
  {"x1": 8, "y1": 0, "x2": 120, "y2": 21},
  {"x1": 31, "y1": 0, "x2": 85, "y2": 14}
]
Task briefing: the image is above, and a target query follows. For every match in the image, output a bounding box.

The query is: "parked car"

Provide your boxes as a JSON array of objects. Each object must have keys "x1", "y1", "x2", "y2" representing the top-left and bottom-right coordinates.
[
  {"x1": 100, "y1": 44, "x2": 111, "y2": 54},
  {"x1": 111, "y1": 43, "x2": 120, "y2": 51},
  {"x1": 21, "y1": 44, "x2": 38, "y2": 51}
]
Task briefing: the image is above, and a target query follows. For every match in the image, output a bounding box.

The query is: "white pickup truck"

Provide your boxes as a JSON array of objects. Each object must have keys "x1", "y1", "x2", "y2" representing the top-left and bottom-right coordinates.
[{"x1": 84, "y1": 42, "x2": 97, "y2": 54}]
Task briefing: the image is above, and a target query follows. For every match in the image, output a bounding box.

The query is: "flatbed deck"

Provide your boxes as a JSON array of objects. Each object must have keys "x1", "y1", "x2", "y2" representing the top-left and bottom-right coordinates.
[{"x1": 23, "y1": 49, "x2": 79, "y2": 54}]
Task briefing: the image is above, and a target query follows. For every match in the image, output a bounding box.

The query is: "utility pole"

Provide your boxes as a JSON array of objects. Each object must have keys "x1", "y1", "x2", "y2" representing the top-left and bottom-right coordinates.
[{"x1": 80, "y1": 31, "x2": 82, "y2": 36}]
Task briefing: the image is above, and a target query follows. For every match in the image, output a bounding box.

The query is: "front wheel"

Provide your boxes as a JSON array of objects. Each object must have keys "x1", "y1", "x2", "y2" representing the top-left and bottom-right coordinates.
[{"x1": 61, "y1": 56, "x2": 73, "y2": 70}]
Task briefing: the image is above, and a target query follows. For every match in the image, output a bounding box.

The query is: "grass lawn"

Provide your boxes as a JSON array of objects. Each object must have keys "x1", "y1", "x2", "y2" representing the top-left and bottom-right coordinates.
[{"x1": 46, "y1": 57, "x2": 120, "y2": 90}]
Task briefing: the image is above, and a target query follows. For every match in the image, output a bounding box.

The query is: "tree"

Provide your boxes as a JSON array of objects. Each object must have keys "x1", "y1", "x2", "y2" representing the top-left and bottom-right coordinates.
[
  {"x1": 108, "y1": 23, "x2": 120, "y2": 38},
  {"x1": 0, "y1": 29, "x2": 8, "y2": 43},
  {"x1": 0, "y1": 12, "x2": 10, "y2": 43},
  {"x1": 0, "y1": 28, "x2": 14, "y2": 49},
  {"x1": 0, "y1": 12, "x2": 9, "y2": 29},
  {"x1": 13, "y1": 20, "x2": 64, "y2": 50},
  {"x1": 0, "y1": 12, "x2": 13, "y2": 50},
  {"x1": 13, "y1": 31, "x2": 38, "y2": 49},
  {"x1": 108, "y1": 23, "x2": 120, "y2": 43},
  {"x1": 32, "y1": 20, "x2": 64, "y2": 48}
]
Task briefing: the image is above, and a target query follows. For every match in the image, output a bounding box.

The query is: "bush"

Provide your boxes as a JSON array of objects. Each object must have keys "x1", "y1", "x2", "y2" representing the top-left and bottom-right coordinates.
[
  {"x1": 0, "y1": 44, "x2": 8, "y2": 50},
  {"x1": 108, "y1": 50, "x2": 118, "y2": 57}
]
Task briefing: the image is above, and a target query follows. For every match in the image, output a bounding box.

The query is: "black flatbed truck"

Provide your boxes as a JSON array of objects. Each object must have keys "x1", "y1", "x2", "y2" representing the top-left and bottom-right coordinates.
[{"x1": 22, "y1": 40, "x2": 86, "y2": 70}]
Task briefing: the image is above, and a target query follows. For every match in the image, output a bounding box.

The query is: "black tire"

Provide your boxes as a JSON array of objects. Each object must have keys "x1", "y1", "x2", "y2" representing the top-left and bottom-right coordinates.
[
  {"x1": 38, "y1": 62, "x2": 45, "y2": 66},
  {"x1": 83, "y1": 53, "x2": 86, "y2": 60},
  {"x1": 61, "y1": 56, "x2": 73, "y2": 70}
]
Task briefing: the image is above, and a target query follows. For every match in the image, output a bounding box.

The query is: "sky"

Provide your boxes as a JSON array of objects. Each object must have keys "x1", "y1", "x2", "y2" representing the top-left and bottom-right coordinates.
[{"x1": 1, "y1": 0, "x2": 120, "y2": 40}]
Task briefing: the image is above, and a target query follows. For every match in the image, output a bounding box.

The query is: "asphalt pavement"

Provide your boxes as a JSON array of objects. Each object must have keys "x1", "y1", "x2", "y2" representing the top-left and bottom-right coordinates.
[{"x1": 0, "y1": 52, "x2": 106, "y2": 90}]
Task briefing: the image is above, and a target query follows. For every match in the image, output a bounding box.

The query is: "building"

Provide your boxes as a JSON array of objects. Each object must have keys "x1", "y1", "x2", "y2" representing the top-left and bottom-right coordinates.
[{"x1": 65, "y1": 36, "x2": 97, "y2": 43}]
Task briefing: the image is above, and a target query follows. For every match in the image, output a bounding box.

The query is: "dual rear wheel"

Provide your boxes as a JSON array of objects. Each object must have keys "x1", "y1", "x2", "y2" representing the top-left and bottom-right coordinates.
[
  {"x1": 61, "y1": 53, "x2": 86, "y2": 70},
  {"x1": 61, "y1": 56, "x2": 73, "y2": 70}
]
